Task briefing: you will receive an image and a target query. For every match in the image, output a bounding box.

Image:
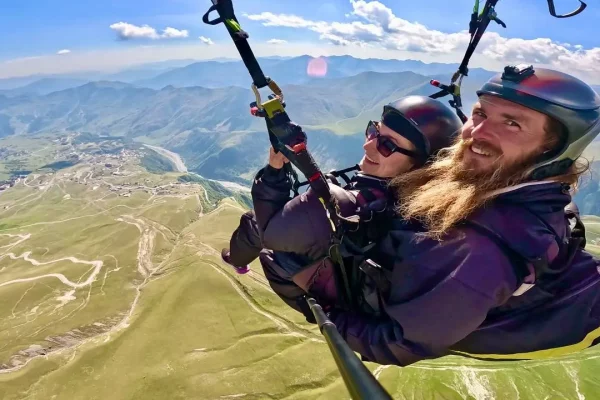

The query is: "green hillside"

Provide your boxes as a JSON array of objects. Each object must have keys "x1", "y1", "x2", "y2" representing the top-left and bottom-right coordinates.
[
  {"x1": 3, "y1": 166, "x2": 600, "y2": 399},
  {"x1": 141, "y1": 150, "x2": 175, "y2": 174},
  {"x1": 1, "y1": 134, "x2": 600, "y2": 399},
  {"x1": 0, "y1": 147, "x2": 349, "y2": 399}
]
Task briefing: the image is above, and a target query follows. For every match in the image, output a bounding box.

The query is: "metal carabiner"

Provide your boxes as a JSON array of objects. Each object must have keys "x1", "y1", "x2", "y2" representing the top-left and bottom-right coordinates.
[{"x1": 547, "y1": 0, "x2": 587, "y2": 18}]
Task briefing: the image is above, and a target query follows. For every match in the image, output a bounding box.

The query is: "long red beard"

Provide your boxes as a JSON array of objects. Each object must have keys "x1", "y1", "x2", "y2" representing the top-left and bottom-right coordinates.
[{"x1": 390, "y1": 138, "x2": 542, "y2": 239}]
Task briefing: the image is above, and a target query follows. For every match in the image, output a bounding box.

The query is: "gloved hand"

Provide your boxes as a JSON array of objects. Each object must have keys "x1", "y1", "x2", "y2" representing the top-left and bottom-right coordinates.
[{"x1": 268, "y1": 146, "x2": 290, "y2": 169}]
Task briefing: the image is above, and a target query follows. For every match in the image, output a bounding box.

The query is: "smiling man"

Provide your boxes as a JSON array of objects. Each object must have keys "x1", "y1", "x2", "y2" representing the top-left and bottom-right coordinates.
[{"x1": 309, "y1": 65, "x2": 600, "y2": 366}]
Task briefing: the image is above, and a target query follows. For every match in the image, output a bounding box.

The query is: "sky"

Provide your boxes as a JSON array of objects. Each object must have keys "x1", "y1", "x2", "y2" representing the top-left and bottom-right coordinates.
[{"x1": 1, "y1": 0, "x2": 599, "y2": 83}]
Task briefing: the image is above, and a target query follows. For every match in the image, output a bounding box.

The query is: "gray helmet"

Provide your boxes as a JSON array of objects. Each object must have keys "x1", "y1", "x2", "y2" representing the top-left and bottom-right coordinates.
[
  {"x1": 382, "y1": 95, "x2": 463, "y2": 165},
  {"x1": 476, "y1": 64, "x2": 600, "y2": 180}
]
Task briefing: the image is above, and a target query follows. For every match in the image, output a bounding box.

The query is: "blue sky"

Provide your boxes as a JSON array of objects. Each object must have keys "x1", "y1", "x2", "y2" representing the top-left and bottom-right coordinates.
[{"x1": 1, "y1": 0, "x2": 598, "y2": 82}]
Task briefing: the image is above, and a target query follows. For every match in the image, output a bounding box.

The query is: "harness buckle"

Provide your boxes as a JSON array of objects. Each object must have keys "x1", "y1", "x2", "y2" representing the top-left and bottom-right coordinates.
[
  {"x1": 251, "y1": 79, "x2": 285, "y2": 117},
  {"x1": 358, "y1": 259, "x2": 391, "y2": 295}
]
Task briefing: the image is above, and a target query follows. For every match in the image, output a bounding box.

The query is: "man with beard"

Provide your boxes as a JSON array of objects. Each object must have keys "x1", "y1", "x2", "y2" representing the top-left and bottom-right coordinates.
[{"x1": 288, "y1": 65, "x2": 600, "y2": 366}]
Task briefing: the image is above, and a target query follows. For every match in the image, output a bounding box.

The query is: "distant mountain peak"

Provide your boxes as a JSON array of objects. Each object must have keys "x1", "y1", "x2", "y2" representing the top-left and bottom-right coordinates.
[{"x1": 77, "y1": 81, "x2": 134, "y2": 90}]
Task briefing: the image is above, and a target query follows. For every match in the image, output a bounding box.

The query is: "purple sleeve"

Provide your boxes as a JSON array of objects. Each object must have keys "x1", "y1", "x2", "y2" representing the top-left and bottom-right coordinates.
[
  {"x1": 330, "y1": 234, "x2": 518, "y2": 366},
  {"x1": 251, "y1": 165, "x2": 333, "y2": 260},
  {"x1": 251, "y1": 164, "x2": 293, "y2": 234}
]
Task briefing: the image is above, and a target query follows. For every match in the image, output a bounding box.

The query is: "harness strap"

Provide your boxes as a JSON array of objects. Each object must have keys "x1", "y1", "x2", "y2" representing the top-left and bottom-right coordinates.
[
  {"x1": 202, "y1": 0, "x2": 270, "y2": 88},
  {"x1": 566, "y1": 208, "x2": 587, "y2": 248},
  {"x1": 355, "y1": 187, "x2": 387, "y2": 208},
  {"x1": 429, "y1": 0, "x2": 505, "y2": 123},
  {"x1": 459, "y1": 0, "x2": 503, "y2": 77},
  {"x1": 547, "y1": 0, "x2": 587, "y2": 18},
  {"x1": 203, "y1": 2, "x2": 356, "y2": 307},
  {"x1": 294, "y1": 165, "x2": 360, "y2": 191}
]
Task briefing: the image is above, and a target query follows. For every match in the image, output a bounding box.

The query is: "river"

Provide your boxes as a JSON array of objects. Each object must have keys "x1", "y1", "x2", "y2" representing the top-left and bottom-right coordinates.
[{"x1": 144, "y1": 144, "x2": 188, "y2": 173}]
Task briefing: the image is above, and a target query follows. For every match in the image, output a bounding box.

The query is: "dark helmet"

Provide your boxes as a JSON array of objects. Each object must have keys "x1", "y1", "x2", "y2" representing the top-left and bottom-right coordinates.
[
  {"x1": 381, "y1": 95, "x2": 463, "y2": 165},
  {"x1": 476, "y1": 64, "x2": 600, "y2": 180}
]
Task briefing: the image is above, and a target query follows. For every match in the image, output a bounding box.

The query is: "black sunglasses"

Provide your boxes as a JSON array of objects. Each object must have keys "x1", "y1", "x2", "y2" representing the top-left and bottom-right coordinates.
[{"x1": 365, "y1": 120, "x2": 421, "y2": 159}]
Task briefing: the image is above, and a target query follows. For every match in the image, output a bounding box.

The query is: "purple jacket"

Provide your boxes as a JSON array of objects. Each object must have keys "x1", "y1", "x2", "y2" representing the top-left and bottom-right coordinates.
[
  {"x1": 252, "y1": 165, "x2": 600, "y2": 366},
  {"x1": 332, "y1": 181, "x2": 600, "y2": 365},
  {"x1": 251, "y1": 164, "x2": 390, "y2": 264}
]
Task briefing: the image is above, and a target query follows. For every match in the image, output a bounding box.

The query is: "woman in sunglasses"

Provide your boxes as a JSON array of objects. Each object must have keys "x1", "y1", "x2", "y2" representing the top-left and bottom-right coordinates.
[
  {"x1": 222, "y1": 95, "x2": 462, "y2": 310},
  {"x1": 360, "y1": 96, "x2": 464, "y2": 178}
]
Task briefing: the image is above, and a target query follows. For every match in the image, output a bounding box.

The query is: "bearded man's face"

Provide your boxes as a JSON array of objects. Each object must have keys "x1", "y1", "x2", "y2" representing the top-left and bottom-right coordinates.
[
  {"x1": 456, "y1": 94, "x2": 555, "y2": 180},
  {"x1": 391, "y1": 95, "x2": 562, "y2": 238}
]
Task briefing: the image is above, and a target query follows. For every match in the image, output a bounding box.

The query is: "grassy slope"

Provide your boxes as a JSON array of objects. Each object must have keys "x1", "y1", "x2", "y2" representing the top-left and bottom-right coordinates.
[
  {"x1": 2, "y1": 158, "x2": 600, "y2": 398},
  {"x1": 140, "y1": 150, "x2": 175, "y2": 174},
  {"x1": 0, "y1": 180, "x2": 142, "y2": 367},
  {"x1": 0, "y1": 135, "x2": 58, "y2": 181},
  {"x1": 0, "y1": 166, "x2": 351, "y2": 399}
]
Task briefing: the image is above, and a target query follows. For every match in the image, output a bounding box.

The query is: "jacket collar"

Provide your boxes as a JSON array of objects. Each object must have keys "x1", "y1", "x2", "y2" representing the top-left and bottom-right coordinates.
[
  {"x1": 483, "y1": 180, "x2": 559, "y2": 200},
  {"x1": 351, "y1": 172, "x2": 390, "y2": 189}
]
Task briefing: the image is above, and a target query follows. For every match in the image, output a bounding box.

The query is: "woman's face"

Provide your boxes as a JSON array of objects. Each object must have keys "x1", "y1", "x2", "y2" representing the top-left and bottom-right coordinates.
[{"x1": 359, "y1": 121, "x2": 417, "y2": 178}]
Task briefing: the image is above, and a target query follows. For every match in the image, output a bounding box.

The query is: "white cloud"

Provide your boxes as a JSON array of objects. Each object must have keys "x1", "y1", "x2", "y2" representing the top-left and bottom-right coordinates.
[
  {"x1": 245, "y1": 0, "x2": 600, "y2": 75},
  {"x1": 110, "y1": 22, "x2": 159, "y2": 40},
  {"x1": 480, "y1": 34, "x2": 600, "y2": 75},
  {"x1": 109, "y1": 22, "x2": 189, "y2": 40},
  {"x1": 246, "y1": 12, "x2": 318, "y2": 29},
  {"x1": 57, "y1": 49, "x2": 71, "y2": 55},
  {"x1": 161, "y1": 27, "x2": 190, "y2": 39},
  {"x1": 199, "y1": 36, "x2": 214, "y2": 45},
  {"x1": 1, "y1": 4, "x2": 599, "y2": 85},
  {"x1": 267, "y1": 39, "x2": 288, "y2": 45}
]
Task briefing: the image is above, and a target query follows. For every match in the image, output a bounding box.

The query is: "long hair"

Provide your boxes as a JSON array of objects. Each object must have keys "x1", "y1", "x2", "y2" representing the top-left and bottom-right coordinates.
[{"x1": 391, "y1": 119, "x2": 589, "y2": 240}]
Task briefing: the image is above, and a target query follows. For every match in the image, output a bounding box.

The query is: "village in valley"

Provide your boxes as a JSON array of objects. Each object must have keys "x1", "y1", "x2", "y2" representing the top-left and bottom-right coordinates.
[{"x1": 0, "y1": 132, "x2": 208, "y2": 200}]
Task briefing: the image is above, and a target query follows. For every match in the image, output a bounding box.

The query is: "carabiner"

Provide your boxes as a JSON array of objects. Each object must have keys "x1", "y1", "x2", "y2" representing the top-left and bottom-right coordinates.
[{"x1": 547, "y1": 0, "x2": 587, "y2": 18}]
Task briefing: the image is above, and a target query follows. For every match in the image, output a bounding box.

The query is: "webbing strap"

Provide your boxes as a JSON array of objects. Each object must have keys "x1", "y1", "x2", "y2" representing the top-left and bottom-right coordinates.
[
  {"x1": 202, "y1": 0, "x2": 270, "y2": 88},
  {"x1": 547, "y1": 0, "x2": 587, "y2": 18},
  {"x1": 458, "y1": 0, "x2": 501, "y2": 77},
  {"x1": 203, "y1": 0, "x2": 384, "y2": 312},
  {"x1": 429, "y1": 0, "x2": 504, "y2": 123}
]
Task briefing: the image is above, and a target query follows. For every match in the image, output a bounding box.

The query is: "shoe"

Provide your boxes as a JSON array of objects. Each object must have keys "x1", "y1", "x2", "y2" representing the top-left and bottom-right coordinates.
[{"x1": 221, "y1": 248, "x2": 250, "y2": 275}]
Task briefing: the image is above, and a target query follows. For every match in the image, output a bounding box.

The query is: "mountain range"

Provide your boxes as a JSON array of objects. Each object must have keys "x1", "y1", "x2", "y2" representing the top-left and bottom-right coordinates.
[
  {"x1": 0, "y1": 68, "x2": 482, "y2": 177},
  {"x1": 0, "y1": 78, "x2": 382, "y2": 181},
  {"x1": 131, "y1": 55, "x2": 497, "y2": 90},
  {"x1": 0, "y1": 59, "x2": 198, "y2": 93},
  {"x1": 0, "y1": 55, "x2": 497, "y2": 94},
  {"x1": 0, "y1": 55, "x2": 599, "y2": 213}
]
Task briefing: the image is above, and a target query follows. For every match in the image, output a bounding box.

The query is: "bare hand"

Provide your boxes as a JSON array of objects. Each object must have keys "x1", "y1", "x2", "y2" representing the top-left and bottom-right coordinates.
[{"x1": 269, "y1": 147, "x2": 289, "y2": 169}]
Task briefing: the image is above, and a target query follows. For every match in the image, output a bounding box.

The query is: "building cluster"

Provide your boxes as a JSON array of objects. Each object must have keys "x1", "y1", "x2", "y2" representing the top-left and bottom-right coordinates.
[{"x1": 0, "y1": 174, "x2": 28, "y2": 191}]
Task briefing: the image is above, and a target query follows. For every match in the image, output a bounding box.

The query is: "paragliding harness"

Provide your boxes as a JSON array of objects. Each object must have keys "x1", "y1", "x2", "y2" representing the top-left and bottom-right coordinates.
[
  {"x1": 203, "y1": 0, "x2": 589, "y2": 381},
  {"x1": 203, "y1": 0, "x2": 589, "y2": 310},
  {"x1": 203, "y1": 3, "x2": 395, "y2": 397},
  {"x1": 202, "y1": 0, "x2": 387, "y2": 315}
]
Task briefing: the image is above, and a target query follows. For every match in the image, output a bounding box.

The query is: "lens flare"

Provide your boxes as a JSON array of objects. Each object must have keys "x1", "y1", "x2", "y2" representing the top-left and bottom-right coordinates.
[{"x1": 307, "y1": 57, "x2": 328, "y2": 77}]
